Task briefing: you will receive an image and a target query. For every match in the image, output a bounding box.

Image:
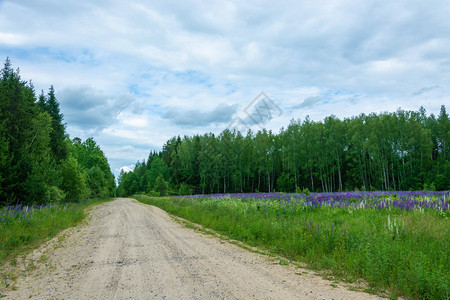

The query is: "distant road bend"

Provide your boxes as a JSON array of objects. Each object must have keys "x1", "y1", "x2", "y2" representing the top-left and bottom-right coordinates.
[{"x1": 6, "y1": 198, "x2": 385, "y2": 299}]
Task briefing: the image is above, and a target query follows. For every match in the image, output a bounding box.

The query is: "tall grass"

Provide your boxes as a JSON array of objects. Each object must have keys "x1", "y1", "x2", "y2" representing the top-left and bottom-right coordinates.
[
  {"x1": 134, "y1": 194, "x2": 449, "y2": 300},
  {"x1": 0, "y1": 199, "x2": 110, "y2": 263}
]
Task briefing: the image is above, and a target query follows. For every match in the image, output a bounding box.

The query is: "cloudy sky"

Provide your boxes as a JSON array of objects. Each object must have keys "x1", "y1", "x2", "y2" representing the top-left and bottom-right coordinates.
[{"x1": 1, "y1": 0, "x2": 449, "y2": 177}]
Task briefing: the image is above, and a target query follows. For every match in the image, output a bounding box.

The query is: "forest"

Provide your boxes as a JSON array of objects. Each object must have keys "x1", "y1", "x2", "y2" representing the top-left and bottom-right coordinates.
[
  {"x1": 0, "y1": 58, "x2": 115, "y2": 206},
  {"x1": 118, "y1": 105, "x2": 449, "y2": 196},
  {"x1": 1, "y1": 57, "x2": 448, "y2": 203}
]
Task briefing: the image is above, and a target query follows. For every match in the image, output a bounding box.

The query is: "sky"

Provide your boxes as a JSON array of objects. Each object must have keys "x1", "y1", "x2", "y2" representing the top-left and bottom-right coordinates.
[{"x1": 1, "y1": 0, "x2": 449, "y2": 178}]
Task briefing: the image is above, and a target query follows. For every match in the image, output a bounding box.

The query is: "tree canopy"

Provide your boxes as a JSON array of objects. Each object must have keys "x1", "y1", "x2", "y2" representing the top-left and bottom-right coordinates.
[
  {"x1": 0, "y1": 58, "x2": 115, "y2": 205},
  {"x1": 118, "y1": 106, "x2": 449, "y2": 196}
]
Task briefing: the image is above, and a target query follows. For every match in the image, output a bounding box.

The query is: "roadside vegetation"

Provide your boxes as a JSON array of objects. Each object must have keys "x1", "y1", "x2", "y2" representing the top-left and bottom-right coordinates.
[
  {"x1": 0, "y1": 199, "x2": 110, "y2": 263},
  {"x1": 0, "y1": 58, "x2": 116, "y2": 292},
  {"x1": 135, "y1": 191, "x2": 449, "y2": 300},
  {"x1": 0, "y1": 198, "x2": 111, "y2": 295}
]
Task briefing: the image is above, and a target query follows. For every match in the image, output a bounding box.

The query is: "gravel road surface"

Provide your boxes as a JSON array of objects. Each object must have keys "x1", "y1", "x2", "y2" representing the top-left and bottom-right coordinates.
[{"x1": 5, "y1": 198, "x2": 385, "y2": 299}]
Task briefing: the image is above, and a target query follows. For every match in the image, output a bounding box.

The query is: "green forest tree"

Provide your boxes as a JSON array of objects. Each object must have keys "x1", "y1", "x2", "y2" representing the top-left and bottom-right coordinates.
[
  {"x1": 71, "y1": 137, "x2": 115, "y2": 199},
  {"x1": 118, "y1": 105, "x2": 449, "y2": 196},
  {"x1": 154, "y1": 175, "x2": 168, "y2": 196},
  {"x1": 61, "y1": 155, "x2": 88, "y2": 202},
  {"x1": 0, "y1": 58, "x2": 115, "y2": 205},
  {"x1": 39, "y1": 86, "x2": 68, "y2": 163}
]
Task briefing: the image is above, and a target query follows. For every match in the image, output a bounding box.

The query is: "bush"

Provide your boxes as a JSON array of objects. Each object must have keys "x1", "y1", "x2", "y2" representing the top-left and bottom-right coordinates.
[
  {"x1": 154, "y1": 175, "x2": 168, "y2": 197},
  {"x1": 46, "y1": 186, "x2": 66, "y2": 204},
  {"x1": 178, "y1": 183, "x2": 193, "y2": 196},
  {"x1": 296, "y1": 187, "x2": 310, "y2": 195},
  {"x1": 146, "y1": 190, "x2": 160, "y2": 197},
  {"x1": 61, "y1": 156, "x2": 88, "y2": 202}
]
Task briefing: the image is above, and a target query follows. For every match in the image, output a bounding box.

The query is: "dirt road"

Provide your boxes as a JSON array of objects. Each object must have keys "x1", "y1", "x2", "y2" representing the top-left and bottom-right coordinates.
[{"x1": 5, "y1": 198, "x2": 384, "y2": 299}]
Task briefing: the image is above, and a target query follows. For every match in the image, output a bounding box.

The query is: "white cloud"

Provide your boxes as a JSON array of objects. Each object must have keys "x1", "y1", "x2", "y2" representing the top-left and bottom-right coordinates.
[
  {"x1": 119, "y1": 165, "x2": 134, "y2": 173},
  {"x1": 117, "y1": 112, "x2": 149, "y2": 127},
  {"x1": 1, "y1": 0, "x2": 449, "y2": 178}
]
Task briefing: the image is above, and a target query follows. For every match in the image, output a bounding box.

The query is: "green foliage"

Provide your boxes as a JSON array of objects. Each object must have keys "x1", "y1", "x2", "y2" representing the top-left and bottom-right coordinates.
[
  {"x1": 120, "y1": 106, "x2": 449, "y2": 196},
  {"x1": 147, "y1": 156, "x2": 169, "y2": 190},
  {"x1": 0, "y1": 125, "x2": 8, "y2": 199},
  {"x1": 154, "y1": 175, "x2": 168, "y2": 196},
  {"x1": 68, "y1": 138, "x2": 114, "y2": 198},
  {"x1": 146, "y1": 190, "x2": 160, "y2": 197},
  {"x1": 71, "y1": 137, "x2": 115, "y2": 199},
  {"x1": 45, "y1": 186, "x2": 66, "y2": 204},
  {"x1": 22, "y1": 111, "x2": 62, "y2": 203},
  {"x1": 0, "y1": 58, "x2": 114, "y2": 204},
  {"x1": 423, "y1": 182, "x2": 436, "y2": 191},
  {"x1": 277, "y1": 173, "x2": 294, "y2": 192},
  {"x1": 135, "y1": 195, "x2": 449, "y2": 299},
  {"x1": 0, "y1": 198, "x2": 111, "y2": 266},
  {"x1": 37, "y1": 86, "x2": 68, "y2": 162},
  {"x1": 86, "y1": 165, "x2": 108, "y2": 198},
  {"x1": 296, "y1": 187, "x2": 311, "y2": 195},
  {"x1": 178, "y1": 182, "x2": 193, "y2": 195},
  {"x1": 0, "y1": 58, "x2": 60, "y2": 204},
  {"x1": 61, "y1": 156, "x2": 88, "y2": 202},
  {"x1": 117, "y1": 171, "x2": 140, "y2": 197}
]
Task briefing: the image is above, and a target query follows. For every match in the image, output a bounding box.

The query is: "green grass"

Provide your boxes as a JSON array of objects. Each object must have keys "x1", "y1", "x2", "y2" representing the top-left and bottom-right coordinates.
[
  {"x1": 0, "y1": 198, "x2": 111, "y2": 264},
  {"x1": 134, "y1": 195, "x2": 449, "y2": 300}
]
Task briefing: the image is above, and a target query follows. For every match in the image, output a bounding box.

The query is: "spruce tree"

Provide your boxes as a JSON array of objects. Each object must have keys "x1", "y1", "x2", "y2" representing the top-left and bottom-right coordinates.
[
  {"x1": 0, "y1": 58, "x2": 62, "y2": 204},
  {"x1": 37, "y1": 90, "x2": 47, "y2": 111},
  {"x1": 0, "y1": 58, "x2": 37, "y2": 203},
  {"x1": 45, "y1": 86, "x2": 68, "y2": 162}
]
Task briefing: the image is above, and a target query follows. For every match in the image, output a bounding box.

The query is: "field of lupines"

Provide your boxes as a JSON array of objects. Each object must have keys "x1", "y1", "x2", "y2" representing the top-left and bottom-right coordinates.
[{"x1": 134, "y1": 191, "x2": 449, "y2": 300}]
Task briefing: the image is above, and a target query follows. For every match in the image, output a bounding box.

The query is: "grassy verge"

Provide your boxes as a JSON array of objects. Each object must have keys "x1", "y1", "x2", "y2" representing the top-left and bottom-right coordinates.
[
  {"x1": 0, "y1": 198, "x2": 112, "y2": 265},
  {"x1": 134, "y1": 195, "x2": 449, "y2": 300}
]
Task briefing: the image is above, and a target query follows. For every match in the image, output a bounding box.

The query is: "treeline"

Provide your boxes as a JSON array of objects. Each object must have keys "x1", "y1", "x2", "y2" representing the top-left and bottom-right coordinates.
[
  {"x1": 0, "y1": 58, "x2": 115, "y2": 205},
  {"x1": 118, "y1": 105, "x2": 449, "y2": 196}
]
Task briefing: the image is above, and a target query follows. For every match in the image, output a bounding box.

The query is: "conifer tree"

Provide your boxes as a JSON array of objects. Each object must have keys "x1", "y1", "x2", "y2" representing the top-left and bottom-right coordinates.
[
  {"x1": 43, "y1": 86, "x2": 68, "y2": 163},
  {"x1": 0, "y1": 58, "x2": 62, "y2": 203},
  {"x1": 0, "y1": 58, "x2": 116, "y2": 204}
]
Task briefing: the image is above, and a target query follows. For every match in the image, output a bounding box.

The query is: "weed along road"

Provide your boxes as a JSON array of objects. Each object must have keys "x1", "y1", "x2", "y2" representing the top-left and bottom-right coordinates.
[{"x1": 6, "y1": 198, "x2": 385, "y2": 299}]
